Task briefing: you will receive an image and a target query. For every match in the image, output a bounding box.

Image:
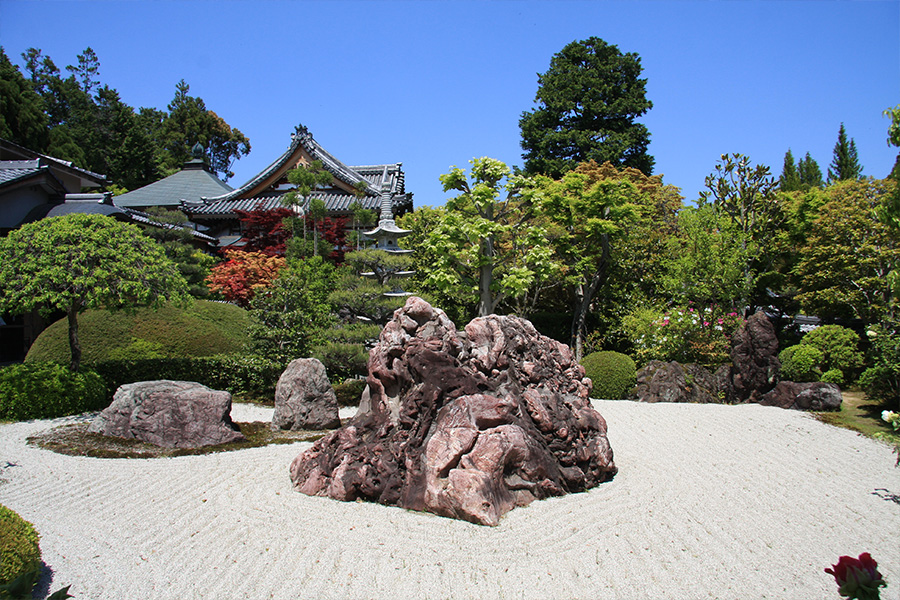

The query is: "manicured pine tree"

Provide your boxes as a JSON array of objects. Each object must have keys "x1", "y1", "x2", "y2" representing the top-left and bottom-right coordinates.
[{"x1": 827, "y1": 123, "x2": 863, "y2": 182}]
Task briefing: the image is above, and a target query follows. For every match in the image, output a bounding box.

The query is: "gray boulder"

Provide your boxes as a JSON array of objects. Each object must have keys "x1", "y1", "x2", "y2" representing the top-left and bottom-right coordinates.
[
  {"x1": 273, "y1": 358, "x2": 340, "y2": 431},
  {"x1": 88, "y1": 380, "x2": 245, "y2": 448},
  {"x1": 759, "y1": 381, "x2": 842, "y2": 411}
]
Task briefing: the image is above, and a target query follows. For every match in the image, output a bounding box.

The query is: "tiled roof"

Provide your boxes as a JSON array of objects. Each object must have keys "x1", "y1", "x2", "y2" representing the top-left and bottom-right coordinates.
[
  {"x1": 122, "y1": 207, "x2": 218, "y2": 244},
  {"x1": 0, "y1": 161, "x2": 44, "y2": 186},
  {"x1": 0, "y1": 139, "x2": 106, "y2": 186},
  {"x1": 114, "y1": 163, "x2": 234, "y2": 208},
  {"x1": 184, "y1": 191, "x2": 385, "y2": 218},
  {"x1": 202, "y1": 125, "x2": 405, "y2": 202}
]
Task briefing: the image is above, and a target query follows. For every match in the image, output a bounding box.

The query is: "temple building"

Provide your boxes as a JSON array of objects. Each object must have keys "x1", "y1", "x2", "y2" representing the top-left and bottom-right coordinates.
[{"x1": 180, "y1": 125, "x2": 413, "y2": 248}]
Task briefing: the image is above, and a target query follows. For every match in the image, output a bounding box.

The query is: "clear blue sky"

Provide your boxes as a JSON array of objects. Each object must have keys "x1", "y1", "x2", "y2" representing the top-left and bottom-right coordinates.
[{"x1": 1, "y1": 0, "x2": 897, "y2": 205}]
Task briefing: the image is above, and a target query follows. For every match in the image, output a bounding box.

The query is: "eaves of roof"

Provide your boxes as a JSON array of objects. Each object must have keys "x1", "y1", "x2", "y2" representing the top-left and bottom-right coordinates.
[
  {"x1": 0, "y1": 138, "x2": 106, "y2": 185},
  {"x1": 0, "y1": 162, "x2": 67, "y2": 196},
  {"x1": 184, "y1": 190, "x2": 386, "y2": 218}
]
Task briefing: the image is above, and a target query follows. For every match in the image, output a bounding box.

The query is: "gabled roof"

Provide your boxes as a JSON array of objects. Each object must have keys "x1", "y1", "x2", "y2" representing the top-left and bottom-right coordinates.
[
  {"x1": 183, "y1": 190, "x2": 413, "y2": 220},
  {"x1": 114, "y1": 160, "x2": 234, "y2": 208},
  {"x1": 0, "y1": 138, "x2": 106, "y2": 191},
  {"x1": 202, "y1": 125, "x2": 405, "y2": 203},
  {"x1": 0, "y1": 161, "x2": 66, "y2": 193}
]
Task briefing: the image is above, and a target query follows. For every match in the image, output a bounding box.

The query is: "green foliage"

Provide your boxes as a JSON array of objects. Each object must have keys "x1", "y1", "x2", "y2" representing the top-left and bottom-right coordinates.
[
  {"x1": 310, "y1": 342, "x2": 369, "y2": 383},
  {"x1": 779, "y1": 149, "x2": 801, "y2": 192},
  {"x1": 328, "y1": 258, "x2": 408, "y2": 325},
  {"x1": 580, "y1": 351, "x2": 636, "y2": 400},
  {"x1": 793, "y1": 179, "x2": 899, "y2": 322},
  {"x1": 0, "y1": 363, "x2": 107, "y2": 421},
  {"x1": 0, "y1": 214, "x2": 190, "y2": 371},
  {"x1": 249, "y1": 256, "x2": 336, "y2": 363},
  {"x1": 88, "y1": 355, "x2": 283, "y2": 403},
  {"x1": 860, "y1": 322, "x2": 900, "y2": 408},
  {"x1": 519, "y1": 36, "x2": 654, "y2": 177},
  {"x1": 0, "y1": 505, "x2": 40, "y2": 586},
  {"x1": 800, "y1": 324, "x2": 863, "y2": 379},
  {"x1": 820, "y1": 368, "x2": 844, "y2": 386},
  {"x1": 0, "y1": 48, "x2": 48, "y2": 151},
  {"x1": 621, "y1": 304, "x2": 744, "y2": 367},
  {"x1": 140, "y1": 208, "x2": 216, "y2": 297},
  {"x1": 333, "y1": 379, "x2": 367, "y2": 407},
  {"x1": 778, "y1": 344, "x2": 824, "y2": 383},
  {"x1": 423, "y1": 158, "x2": 559, "y2": 317},
  {"x1": 25, "y1": 301, "x2": 251, "y2": 364},
  {"x1": 827, "y1": 123, "x2": 863, "y2": 183}
]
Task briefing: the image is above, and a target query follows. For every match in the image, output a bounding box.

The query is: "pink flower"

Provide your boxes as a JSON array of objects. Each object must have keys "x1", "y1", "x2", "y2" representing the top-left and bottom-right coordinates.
[{"x1": 825, "y1": 553, "x2": 887, "y2": 599}]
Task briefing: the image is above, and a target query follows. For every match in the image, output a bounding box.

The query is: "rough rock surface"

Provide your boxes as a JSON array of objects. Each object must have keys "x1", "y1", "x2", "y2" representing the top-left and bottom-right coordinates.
[
  {"x1": 630, "y1": 361, "x2": 731, "y2": 404},
  {"x1": 88, "y1": 380, "x2": 245, "y2": 448},
  {"x1": 730, "y1": 311, "x2": 781, "y2": 403},
  {"x1": 272, "y1": 358, "x2": 340, "y2": 431},
  {"x1": 289, "y1": 297, "x2": 617, "y2": 526},
  {"x1": 759, "y1": 381, "x2": 842, "y2": 411}
]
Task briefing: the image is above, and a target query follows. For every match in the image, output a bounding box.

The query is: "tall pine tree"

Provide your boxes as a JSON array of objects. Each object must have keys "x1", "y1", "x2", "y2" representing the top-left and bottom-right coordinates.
[
  {"x1": 828, "y1": 123, "x2": 863, "y2": 182},
  {"x1": 779, "y1": 150, "x2": 801, "y2": 191}
]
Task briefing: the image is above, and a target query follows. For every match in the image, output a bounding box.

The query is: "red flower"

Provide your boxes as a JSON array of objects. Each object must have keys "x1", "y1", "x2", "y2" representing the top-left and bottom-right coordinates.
[{"x1": 825, "y1": 553, "x2": 887, "y2": 600}]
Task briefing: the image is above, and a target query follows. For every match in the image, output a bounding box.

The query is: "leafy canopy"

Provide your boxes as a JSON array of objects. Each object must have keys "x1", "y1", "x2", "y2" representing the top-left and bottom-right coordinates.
[{"x1": 520, "y1": 36, "x2": 654, "y2": 178}]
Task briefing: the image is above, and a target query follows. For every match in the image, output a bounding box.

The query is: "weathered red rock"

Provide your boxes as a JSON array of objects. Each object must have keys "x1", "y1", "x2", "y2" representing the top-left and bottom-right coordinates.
[
  {"x1": 272, "y1": 358, "x2": 340, "y2": 431},
  {"x1": 289, "y1": 297, "x2": 617, "y2": 526},
  {"x1": 630, "y1": 360, "x2": 731, "y2": 404},
  {"x1": 730, "y1": 311, "x2": 781, "y2": 402},
  {"x1": 88, "y1": 380, "x2": 245, "y2": 448},
  {"x1": 759, "y1": 381, "x2": 842, "y2": 411}
]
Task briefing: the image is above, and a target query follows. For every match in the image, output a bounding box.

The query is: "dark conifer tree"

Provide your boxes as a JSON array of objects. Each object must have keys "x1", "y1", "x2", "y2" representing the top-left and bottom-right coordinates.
[
  {"x1": 779, "y1": 149, "x2": 801, "y2": 191},
  {"x1": 798, "y1": 152, "x2": 824, "y2": 189},
  {"x1": 827, "y1": 123, "x2": 863, "y2": 182}
]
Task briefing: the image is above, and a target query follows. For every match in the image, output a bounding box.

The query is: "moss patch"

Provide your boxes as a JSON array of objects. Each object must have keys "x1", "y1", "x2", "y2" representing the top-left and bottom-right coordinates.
[
  {"x1": 815, "y1": 390, "x2": 899, "y2": 441},
  {"x1": 27, "y1": 421, "x2": 328, "y2": 459}
]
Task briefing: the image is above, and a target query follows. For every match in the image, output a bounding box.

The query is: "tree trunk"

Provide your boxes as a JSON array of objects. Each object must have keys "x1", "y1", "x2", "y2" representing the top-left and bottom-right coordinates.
[
  {"x1": 478, "y1": 235, "x2": 495, "y2": 317},
  {"x1": 570, "y1": 233, "x2": 610, "y2": 363},
  {"x1": 67, "y1": 305, "x2": 81, "y2": 372}
]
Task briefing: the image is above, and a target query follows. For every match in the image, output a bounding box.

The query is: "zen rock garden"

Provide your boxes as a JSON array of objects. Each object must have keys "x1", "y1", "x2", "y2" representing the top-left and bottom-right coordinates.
[{"x1": 88, "y1": 298, "x2": 841, "y2": 526}]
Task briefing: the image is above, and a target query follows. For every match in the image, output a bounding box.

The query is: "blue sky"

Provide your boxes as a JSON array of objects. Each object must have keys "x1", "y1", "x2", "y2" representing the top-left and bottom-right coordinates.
[{"x1": 1, "y1": 0, "x2": 897, "y2": 205}]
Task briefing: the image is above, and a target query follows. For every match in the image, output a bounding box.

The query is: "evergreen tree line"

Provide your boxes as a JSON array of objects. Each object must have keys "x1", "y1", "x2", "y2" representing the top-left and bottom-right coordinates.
[
  {"x1": 778, "y1": 122, "x2": 867, "y2": 192},
  {"x1": 0, "y1": 46, "x2": 250, "y2": 190}
]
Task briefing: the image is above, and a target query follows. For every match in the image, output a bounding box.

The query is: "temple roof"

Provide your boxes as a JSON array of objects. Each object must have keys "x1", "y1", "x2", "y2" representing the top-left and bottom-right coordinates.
[
  {"x1": 114, "y1": 161, "x2": 234, "y2": 208},
  {"x1": 0, "y1": 138, "x2": 106, "y2": 192},
  {"x1": 185, "y1": 125, "x2": 412, "y2": 220}
]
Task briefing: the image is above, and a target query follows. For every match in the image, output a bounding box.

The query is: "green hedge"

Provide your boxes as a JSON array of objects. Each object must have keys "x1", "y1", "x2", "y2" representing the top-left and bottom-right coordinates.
[
  {"x1": 25, "y1": 301, "x2": 252, "y2": 364},
  {"x1": 333, "y1": 379, "x2": 367, "y2": 407},
  {"x1": 0, "y1": 363, "x2": 108, "y2": 421},
  {"x1": 581, "y1": 351, "x2": 637, "y2": 400},
  {"x1": 88, "y1": 355, "x2": 283, "y2": 403},
  {"x1": 0, "y1": 505, "x2": 40, "y2": 586}
]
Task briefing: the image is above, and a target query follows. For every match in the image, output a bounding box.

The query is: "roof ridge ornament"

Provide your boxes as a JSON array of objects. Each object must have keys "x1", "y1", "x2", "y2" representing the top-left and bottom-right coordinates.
[{"x1": 191, "y1": 142, "x2": 205, "y2": 160}]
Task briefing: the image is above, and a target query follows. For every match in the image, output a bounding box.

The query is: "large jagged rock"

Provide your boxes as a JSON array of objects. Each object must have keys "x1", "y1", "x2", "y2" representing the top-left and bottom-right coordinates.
[
  {"x1": 630, "y1": 360, "x2": 731, "y2": 404},
  {"x1": 759, "y1": 381, "x2": 842, "y2": 411},
  {"x1": 730, "y1": 311, "x2": 781, "y2": 402},
  {"x1": 289, "y1": 297, "x2": 617, "y2": 526},
  {"x1": 272, "y1": 358, "x2": 340, "y2": 431},
  {"x1": 88, "y1": 380, "x2": 245, "y2": 448}
]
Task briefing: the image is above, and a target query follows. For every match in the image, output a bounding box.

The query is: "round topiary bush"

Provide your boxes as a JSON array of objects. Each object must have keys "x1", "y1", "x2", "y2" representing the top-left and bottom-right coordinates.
[
  {"x1": 0, "y1": 504, "x2": 41, "y2": 586},
  {"x1": 0, "y1": 362, "x2": 108, "y2": 421},
  {"x1": 800, "y1": 324, "x2": 863, "y2": 382},
  {"x1": 820, "y1": 368, "x2": 844, "y2": 386},
  {"x1": 25, "y1": 300, "x2": 252, "y2": 364},
  {"x1": 581, "y1": 351, "x2": 636, "y2": 400},
  {"x1": 779, "y1": 344, "x2": 824, "y2": 383}
]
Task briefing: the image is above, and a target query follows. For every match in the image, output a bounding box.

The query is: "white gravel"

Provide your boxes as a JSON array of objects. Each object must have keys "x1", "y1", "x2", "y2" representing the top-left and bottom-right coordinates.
[{"x1": 1, "y1": 400, "x2": 898, "y2": 600}]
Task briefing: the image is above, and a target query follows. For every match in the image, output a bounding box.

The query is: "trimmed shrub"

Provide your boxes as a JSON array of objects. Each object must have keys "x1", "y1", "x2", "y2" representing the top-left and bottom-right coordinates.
[
  {"x1": 820, "y1": 368, "x2": 844, "y2": 386},
  {"x1": 25, "y1": 301, "x2": 252, "y2": 364},
  {"x1": 88, "y1": 355, "x2": 283, "y2": 403},
  {"x1": 800, "y1": 324, "x2": 863, "y2": 380},
  {"x1": 0, "y1": 363, "x2": 107, "y2": 421},
  {"x1": 333, "y1": 379, "x2": 367, "y2": 407},
  {"x1": 0, "y1": 505, "x2": 40, "y2": 586},
  {"x1": 778, "y1": 345, "x2": 824, "y2": 383},
  {"x1": 581, "y1": 351, "x2": 636, "y2": 400}
]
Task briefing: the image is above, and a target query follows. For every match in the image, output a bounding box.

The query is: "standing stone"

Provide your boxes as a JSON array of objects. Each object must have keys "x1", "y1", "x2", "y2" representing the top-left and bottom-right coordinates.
[
  {"x1": 88, "y1": 380, "x2": 245, "y2": 448},
  {"x1": 730, "y1": 311, "x2": 781, "y2": 403},
  {"x1": 289, "y1": 297, "x2": 617, "y2": 526},
  {"x1": 629, "y1": 360, "x2": 729, "y2": 404},
  {"x1": 273, "y1": 358, "x2": 340, "y2": 431}
]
